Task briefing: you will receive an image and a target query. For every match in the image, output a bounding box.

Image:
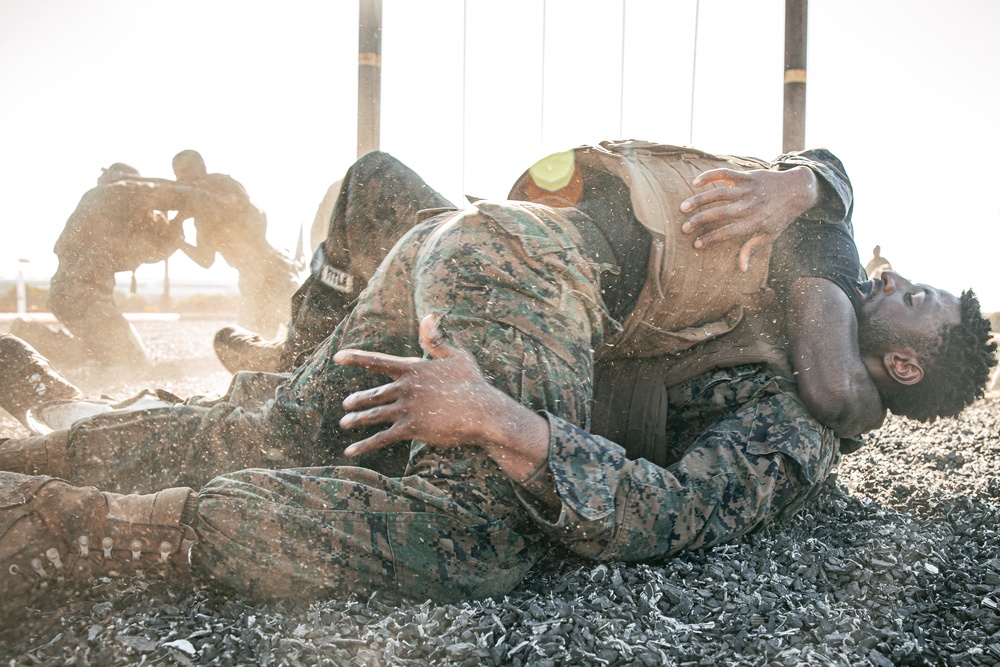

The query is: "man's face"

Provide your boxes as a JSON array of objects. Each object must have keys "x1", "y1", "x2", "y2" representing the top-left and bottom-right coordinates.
[
  {"x1": 857, "y1": 270, "x2": 961, "y2": 355},
  {"x1": 172, "y1": 159, "x2": 202, "y2": 182}
]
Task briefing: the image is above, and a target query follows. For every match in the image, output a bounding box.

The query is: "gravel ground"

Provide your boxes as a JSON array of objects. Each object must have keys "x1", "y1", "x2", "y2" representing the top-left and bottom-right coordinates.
[{"x1": 2, "y1": 318, "x2": 999, "y2": 666}]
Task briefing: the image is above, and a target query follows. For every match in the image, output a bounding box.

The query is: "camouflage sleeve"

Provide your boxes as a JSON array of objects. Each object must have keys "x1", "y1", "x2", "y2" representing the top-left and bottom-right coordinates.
[
  {"x1": 517, "y1": 384, "x2": 839, "y2": 562},
  {"x1": 771, "y1": 149, "x2": 854, "y2": 232}
]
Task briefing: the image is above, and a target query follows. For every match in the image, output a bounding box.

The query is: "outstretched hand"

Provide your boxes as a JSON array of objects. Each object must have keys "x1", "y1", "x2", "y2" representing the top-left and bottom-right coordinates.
[
  {"x1": 334, "y1": 314, "x2": 526, "y2": 458},
  {"x1": 678, "y1": 166, "x2": 819, "y2": 272}
]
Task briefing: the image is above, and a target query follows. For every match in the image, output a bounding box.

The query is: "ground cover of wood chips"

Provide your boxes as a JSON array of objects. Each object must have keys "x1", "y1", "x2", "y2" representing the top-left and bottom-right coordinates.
[{"x1": 2, "y1": 319, "x2": 999, "y2": 666}]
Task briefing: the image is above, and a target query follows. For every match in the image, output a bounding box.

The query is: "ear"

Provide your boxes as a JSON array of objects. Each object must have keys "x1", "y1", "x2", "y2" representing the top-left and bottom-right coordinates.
[{"x1": 883, "y1": 351, "x2": 924, "y2": 386}]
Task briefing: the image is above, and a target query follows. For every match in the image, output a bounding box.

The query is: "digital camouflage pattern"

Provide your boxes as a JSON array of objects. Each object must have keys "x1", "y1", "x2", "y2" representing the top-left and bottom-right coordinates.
[
  {"x1": 193, "y1": 465, "x2": 543, "y2": 603},
  {"x1": 528, "y1": 366, "x2": 839, "y2": 562},
  {"x1": 191, "y1": 201, "x2": 840, "y2": 603},
  {"x1": 192, "y1": 200, "x2": 611, "y2": 602},
  {"x1": 269, "y1": 151, "x2": 455, "y2": 372},
  {"x1": 0, "y1": 176, "x2": 846, "y2": 604},
  {"x1": 59, "y1": 402, "x2": 275, "y2": 494}
]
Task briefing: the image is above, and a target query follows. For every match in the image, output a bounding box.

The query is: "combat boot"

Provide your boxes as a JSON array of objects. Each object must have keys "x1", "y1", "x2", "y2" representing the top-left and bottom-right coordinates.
[
  {"x1": 0, "y1": 471, "x2": 196, "y2": 612},
  {"x1": 213, "y1": 325, "x2": 285, "y2": 373},
  {"x1": 0, "y1": 334, "x2": 84, "y2": 427}
]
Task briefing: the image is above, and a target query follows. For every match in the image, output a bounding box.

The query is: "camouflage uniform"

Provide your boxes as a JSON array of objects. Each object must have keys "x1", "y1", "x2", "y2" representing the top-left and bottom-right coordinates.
[
  {"x1": 49, "y1": 198, "x2": 603, "y2": 494},
  {"x1": 519, "y1": 366, "x2": 838, "y2": 561},
  {"x1": 190, "y1": 200, "x2": 611, "y2": 602},
  {"x1": 213, "y1": 151, "x2": 455, "y2": 373},
  {"x1": 193, "y1": 199, "x2": 844, "y2": 602},
  {"x1": 176, "y1": 172, "x2": 299, "y2": 339},
  {"x1": 0, "y1": 151, "x2": 854, "y2": 604},
  {"x1": 281, "y1": 151, "x2": 455, "y2": 371},
  {"x1": 29, "y1": 180, "x2": 187, "y2": 366}
]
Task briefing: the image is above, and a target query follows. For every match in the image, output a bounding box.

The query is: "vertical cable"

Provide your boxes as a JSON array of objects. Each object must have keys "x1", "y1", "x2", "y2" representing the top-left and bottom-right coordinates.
[
  {"x1": 619, "y1": 0, "x2": 627, "y2": 139},
  {"x1": 540, "y1": 0, "x2": 547, "y2": 151},
  {"x1": 689, "y1": 0, "x2": 700, "y2": 146},
  {"x1": 461, "y1": 0, "x2": 467, "y2": 195}
]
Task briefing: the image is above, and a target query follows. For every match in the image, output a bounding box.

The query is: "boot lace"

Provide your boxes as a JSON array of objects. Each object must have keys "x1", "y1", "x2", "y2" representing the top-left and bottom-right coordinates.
[{"x1": 8, "y1": 533, "x2": 182, "y2": 598}]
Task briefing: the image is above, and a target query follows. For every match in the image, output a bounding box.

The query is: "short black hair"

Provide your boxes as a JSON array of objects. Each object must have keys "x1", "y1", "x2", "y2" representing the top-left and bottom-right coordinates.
[{"x1": 882, "y1": 289, "x2": 997, "y2": 421}]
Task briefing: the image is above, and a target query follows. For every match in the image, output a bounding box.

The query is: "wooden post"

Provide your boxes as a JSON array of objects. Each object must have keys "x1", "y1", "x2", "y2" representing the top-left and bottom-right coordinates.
[
  {"x1": 782, "y1": 0, "x2": 807, "y2": 152},
  {"x1": 358, "y1": 0, "x2": 383, "y2": 158}
]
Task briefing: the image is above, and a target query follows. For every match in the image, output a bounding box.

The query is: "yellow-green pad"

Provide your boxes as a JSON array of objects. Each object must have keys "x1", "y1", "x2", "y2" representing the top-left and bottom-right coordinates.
[{"x1": 528, "y1": 150, "x2": 576, "y2": 192}]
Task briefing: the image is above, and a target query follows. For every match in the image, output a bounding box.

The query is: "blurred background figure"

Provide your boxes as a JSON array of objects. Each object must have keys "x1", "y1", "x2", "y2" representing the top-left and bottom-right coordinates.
[
  {"x1": 310, "y1": 178, "x2": 343, "y2": 256},
  {"x1": 865, "y1": 244, "x2": 892, "y2": 279},
  {"x1": 213, "y1": 152, "x2": 453, "y2": 373},
  {"x1": 171, "y1": 150, "x2": 300, "y2": 338},
  {"x1": 13, "y1": 164, "x2": 192, "y2": 366}
]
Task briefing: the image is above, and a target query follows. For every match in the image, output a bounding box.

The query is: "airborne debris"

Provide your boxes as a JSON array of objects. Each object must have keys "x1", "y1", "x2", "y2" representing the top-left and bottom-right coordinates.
[{"x1": 1, "y1": 319, "x2": 1000, "y2": 665}]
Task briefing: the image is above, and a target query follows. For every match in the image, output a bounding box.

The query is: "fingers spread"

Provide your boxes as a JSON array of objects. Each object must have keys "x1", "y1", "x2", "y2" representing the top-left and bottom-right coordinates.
[
  {"x1": 342, "y1": 383, "x2": 397, "y2": 411},
  {"x1": 340, "y1": 401, "x2": 402, "y2": 431},
  {"x1": 694, "y1": 217, "x2": 755, "y2": 249},
  {"x1": 334, "y1": 349, "x2": 415, "y2": 378},
  {"x1": 684, "y1": 201, "x2": 738, "y2": 232},
  {"x1": 344, "y1": 429, "x2": 398, "y2": 457},
  {"x1": 680, "y1": 187, "x2": 732, "y2": 215}
]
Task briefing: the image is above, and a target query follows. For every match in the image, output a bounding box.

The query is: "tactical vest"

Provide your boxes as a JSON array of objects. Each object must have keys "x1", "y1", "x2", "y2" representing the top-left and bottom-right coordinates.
[
  {"x1": 509, "y1": 140, "x2": 793, "y2": 386},
  {"x1": 512, "y1": 140, "x2": 802, "y2": 465}
]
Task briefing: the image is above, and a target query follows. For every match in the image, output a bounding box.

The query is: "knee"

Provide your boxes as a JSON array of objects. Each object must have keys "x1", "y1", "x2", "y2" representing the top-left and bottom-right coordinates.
[{"x1": 349, "y1": 150, "x2": 396, "y2": 183}]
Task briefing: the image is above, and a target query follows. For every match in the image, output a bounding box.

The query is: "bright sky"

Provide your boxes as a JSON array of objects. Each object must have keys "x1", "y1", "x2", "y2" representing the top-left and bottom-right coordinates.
[{"x1": 1, "y1": 0, "x2": 998, "y2": 311}]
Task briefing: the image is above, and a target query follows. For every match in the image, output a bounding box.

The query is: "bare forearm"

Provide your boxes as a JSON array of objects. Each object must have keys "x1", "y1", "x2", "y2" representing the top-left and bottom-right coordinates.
[
  {"x1": 476, "y1": 399, "x2": 561, "y2": 513},
  {"x1": 797, "y1": 367, "x2": 886, "y2": 438},
  {"x1": 778, "y1": 165, "x2": 820, "y2": 216},
  {"x1": 334, "y1": 316, "x2": 559, "y2": 501},
  {"x1": 787, "y1": 277, "x2": 887, "y2": 438},
  {"x1": 478, "y1": 400, "x2": 551, "y2": 483}
]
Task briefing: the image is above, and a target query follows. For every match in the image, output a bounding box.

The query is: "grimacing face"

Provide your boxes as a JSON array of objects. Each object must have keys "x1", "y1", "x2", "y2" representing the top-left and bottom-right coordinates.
[{"x1": 857, "y1": 270, "x2": 961, "y2": 356}]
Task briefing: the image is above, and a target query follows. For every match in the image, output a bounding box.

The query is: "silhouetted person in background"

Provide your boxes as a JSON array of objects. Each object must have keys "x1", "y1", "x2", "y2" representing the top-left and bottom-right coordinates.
[
  {"x1": 171, "y1": 150, "x2": 299, "y2": 338},
  {"x1": 213, "y1": 152, "x2": 453, "y2": 373},
  {"x1": 865, "y1": 244, "x2": 892, "y2": 279},
  {"x1": 13, "y1": 164, "x2": 210, "y2": 366}
]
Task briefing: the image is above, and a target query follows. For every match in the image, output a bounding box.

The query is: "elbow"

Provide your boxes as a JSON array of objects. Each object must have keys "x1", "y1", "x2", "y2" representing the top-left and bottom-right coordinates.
[{"x1": 800, "y1": 383, "x2": 884, "y2": 439}]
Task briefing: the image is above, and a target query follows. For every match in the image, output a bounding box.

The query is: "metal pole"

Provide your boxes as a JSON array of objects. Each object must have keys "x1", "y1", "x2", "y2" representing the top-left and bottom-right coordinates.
[
  {"x1": 357, "y1": 0, "x2": 383, "y2": 158},
  {"x1": 782, "y1": 0, "x2": 807, "y2": 152}
]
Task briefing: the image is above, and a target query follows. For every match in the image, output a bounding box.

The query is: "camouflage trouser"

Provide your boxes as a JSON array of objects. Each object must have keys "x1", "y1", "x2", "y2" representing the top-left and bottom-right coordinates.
[
  {"x1": 60, "y1": 400, "x2": 277, "y2": 495},
  {"x1": 281, "y1": 151, "x2": 455, "y2": 371},
  {"x1": 42, "y1": 266, "x2": 147, "y2": 366},
  {"x1": 655, "y1": 367, "x2": 838, "y2": 550},
  {"x1": 184, "y1": 200, "x2": 610, "y2": 603},
  {"x1": 542, "y1": 364, "x2": 839, "y2": 562}
]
